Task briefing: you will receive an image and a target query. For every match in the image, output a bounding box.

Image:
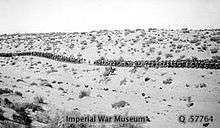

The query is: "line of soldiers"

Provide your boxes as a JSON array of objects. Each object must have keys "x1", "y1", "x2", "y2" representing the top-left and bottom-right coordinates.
[
  {"x1": 0, "y1": 52, "x2": 219, "y2": 69},
  {"x1": 93, "y1": 58, "x2": 220, "y2": 69},
  {"x1": 0, "y1": 52, "x2": 84, "y2": 64},
  {"x1": 30, "y1": 52, "x2": 84, "y2": 64}
]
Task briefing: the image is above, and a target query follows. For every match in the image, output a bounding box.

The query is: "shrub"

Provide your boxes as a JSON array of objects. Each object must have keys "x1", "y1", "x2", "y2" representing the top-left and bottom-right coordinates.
[
  {"x1": 210, "y1": 36, "x2": 220, "y2": 42},
  {"x1": 189, "y1": 38, "x2": 199, "y2": 43},
  {"x1": 112, "y1": 101, "x2": 130, "y2": 109},
  {"x1": 79, "y1": 90, "x2": 90, "y2": 99},
  {"x1": 210, "y1": 47, "x2": 219, "y2": 54},
  {"x1": 0, "y1": 88, "x2": 13, "y2": 95},
  {"x1": 33, "y1": 96, "x2": 44, "y2": 104},
  {"x1": 15, "y1": 91, "x2": 23, "y2": 97},
  {"x1": 163, "y1": 78, "x2": 173, "y2": 85},
  {"x1": 165, "y1": 53, "x2": 173, "y2": 58}
]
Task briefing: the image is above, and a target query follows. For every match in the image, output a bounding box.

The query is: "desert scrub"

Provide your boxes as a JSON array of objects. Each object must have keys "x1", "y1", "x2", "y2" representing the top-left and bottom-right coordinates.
[
  {"x1": 0, "y1": 88, "x2": 13, "y2": 95},
  {"x1": 33, "y1": 96, "x2": 45, "y2": 104},
  {"x1": 149, "y1": 47, "x2": 155, "y2": 53},
  {"x1": 79, "y1": 90, "x2": 90, "y2": 99},
  {"x1": 163, "y1": 78, "x2": 173, "y2": 85},
  {"x1": 177, "y1": 44, "x2": 183, "y2": 49},
  {"x1": 179, "y1": 55, "x2": 185, "y2": 60},
  {"x1": 165, "y1": 53, "x2": 173, "y2": 58},
  {"x1": 112, "y1": 101, "x2": 130, "y2": 109},
  {"x1": 14, "y1": 91, "x2": 23, "y2": 97},
  {"x1": 157, "y1": 51, "x2": 162, "y2": 55},
  {"x1": 212, "y1": 55, "x2": 220, "y2": 60},
  {"x1": 156, "y1": 56, "x2": 161, "y2": 61},
  {"x1": 210, "y1": 47, "x2": 219, "y2": 54},
  {"x1": 173, "y1": 37, "x2": 179, "y2": 41},
  {"x1": 210, "y1": 36, "x2": 220, "y2": 42},
  {"x1": 189, "y1": 38, "x2": 199, "y2": 44}
]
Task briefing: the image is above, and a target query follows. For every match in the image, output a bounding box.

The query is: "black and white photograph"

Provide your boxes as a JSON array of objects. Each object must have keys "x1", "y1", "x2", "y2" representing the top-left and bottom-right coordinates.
[{"x1": 0, "y1": 0, "x2": 220, "y2": 128}]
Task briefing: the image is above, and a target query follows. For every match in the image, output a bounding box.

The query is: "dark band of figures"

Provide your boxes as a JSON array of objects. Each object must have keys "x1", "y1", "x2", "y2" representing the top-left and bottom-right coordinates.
[{"x1": 0, "y1": 52, "x2": 219, "y2": 69}]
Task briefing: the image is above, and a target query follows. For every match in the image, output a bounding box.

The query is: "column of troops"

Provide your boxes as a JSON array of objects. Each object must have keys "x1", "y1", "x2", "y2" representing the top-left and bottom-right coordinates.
[
  {"x1": 0, "y1": 52, "x2": 84, "y2": 64},
  {"x1": 0, "y1": 52, "x2": 219, "y2": 69},
  {"x1": 29, "y1": 52, "x2": 84, "y2": 64},
  {"x1": 93, "y1": 58, "x2": 220, "y2": 69}
]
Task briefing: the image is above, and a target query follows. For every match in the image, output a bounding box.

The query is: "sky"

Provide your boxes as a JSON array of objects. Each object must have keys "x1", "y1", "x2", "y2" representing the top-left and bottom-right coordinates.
[{"x1": 0, "y1": 0, "x2": 219, "y2": 34}]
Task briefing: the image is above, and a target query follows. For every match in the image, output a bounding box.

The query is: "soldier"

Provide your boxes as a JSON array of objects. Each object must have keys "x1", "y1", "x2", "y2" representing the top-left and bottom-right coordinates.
[
  {"x1": 93, "y1": 59, "x2": 101, "y2": 65},
  {"x1": 144, "y1": 61, "x2": 149, "y2": 68},
  {"x1": 114, "y1": 60, "x2": 120, "y2": 67},
  {"x1": 163, "y1": 60, "x2": 167, "y2": 68},
  {"x1": 124, "y1": 60, "x2": 131, "y2": 67},
  {"x1": 47, "y1": 53, "x2": 53, "y2": 59},
  {"x1": 27, "y1": 52, "x2": 32, "y2": 56},
  {"x1": 179, "y1": 60, "x2": 184, "y2": 68},
  {"x1": 120, "y1": 60, "x2": 126, "y2": 67},
  {"x1": 190, "y1": 59, "x2": 196, "y2": 68},
  {"x1": 56, "y1": 55, "x2": 62, "y2": 61},
  {"x1": 160, "y1": 60, "x2": 165, "y2": 68},
  {"x1": 135, "y1": 60, "x2": 142, "y2": 67},
  {"x1": 171, "y1": 60, "x2": 176, "y2": 68},
  {"x1": 108, "y1": 60, "x2": 113, "y2": 66},
  {"x1": 216, "y1": 61, "x2": 220, "y2": 69},
  {"x1": 149, "y1": 60, "x2": 154, "y2": 68},
  {"x1": 186, "y1": 59, "x2": 191, "y2": 68},
  {"x1": 104, "y1": 60, "x2": 110, "y2": 66},
  {"x1": 195, "y1": 59, "x2": 200, "y2": 68},
  {"x1": 204, "y1": 59, "x2": 209, "y2": 69},
  {"x1": 208, "y1": 60, "x2": 214, "y2": 69},
  {"x1": 152, "y1": 60, "x2": 157, "y2": 68},
  {"x1": 198, "y1": 59, "x2": 203, "y2": 68},
  {"x1": 168, "y1": 60, "x2": 172, "y2": 68}
]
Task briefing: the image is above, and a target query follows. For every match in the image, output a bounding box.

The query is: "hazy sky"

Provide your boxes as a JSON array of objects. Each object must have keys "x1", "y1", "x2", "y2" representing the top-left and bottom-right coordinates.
[{"x1": 0, "y1": 0, "x2": 219, "y2": 34}]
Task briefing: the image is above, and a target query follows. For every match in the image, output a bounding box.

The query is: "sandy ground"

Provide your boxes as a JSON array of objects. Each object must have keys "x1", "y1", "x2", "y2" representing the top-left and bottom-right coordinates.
[{"x1": 0, "y1": 28, "x2": 220, "y2": 128}]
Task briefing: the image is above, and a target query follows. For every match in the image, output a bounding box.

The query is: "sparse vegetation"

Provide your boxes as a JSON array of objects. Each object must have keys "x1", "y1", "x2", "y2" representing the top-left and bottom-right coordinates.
[
  {"x1": 0, "y1": 29, "x2": 220, "y2": 128},
  {"x1": 163, "y1": 78, "x2": 173, "y2": 85},
  {"x1": 79, "y1": 90, "x2": 90, "y2": 98},
  {"x1": 14, "y1": 91, "x2": 23, "y2": 97},
  {"x1": 210, "y1": 36, "x2": 220, "y2": 42},
  {"x1": 0, "y1": 88, "x2": 13, "y2": 95},
  {"x1": 112, "y1": 101, "x2": 130, "y2": 109},
  {"x1": 190, "y1": 38, "x2": 199, "y2": 43},
  {"x1": 33, "y1": 96, "x2": 45, "y2": 104},
  {"x1": 210, "y1": 47, "x2": 219, "y2": 54},
  {"x1": 165, "y1": 53, "x2": 173, "y2": 58}
]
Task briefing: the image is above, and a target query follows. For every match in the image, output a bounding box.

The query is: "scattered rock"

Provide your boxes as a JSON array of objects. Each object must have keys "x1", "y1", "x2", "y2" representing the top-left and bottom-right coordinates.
[
  {"x1": 15, "y1": 91, "x2": 23, "y2": 97},
  {"x1": 210, "y1": 36, "x2": 220, "y2": 42},
  {"x1": 163, "y1": 78, "x2": 173, "y2": 85},
  {"x1": 210, "y1": 47, "x2": 219, "y2": 54},
  {"x1": 79, "y1": 90, "x2": 90, "y2": 99},
  {"x1": 190, "y1": 38, "x2": 199, "y2": 43},
  {"x1": 0, "y1": 88, "x2": 13, "y2": 95},
  {"x1": 186, "y1": 102, "x2": 194, "y2": 107},
  {"x1": 144, "y1": 77, "x2": 150, "y2": 82},
  {"x1": 112, "y1": 101, "x2": 130, "y2": 109},
  {"x1": 165, "y1": 53, "x2": 173, "y2": 58},
  {"x1": 186, "y1": 84, "x2": 190, "y2": 87},
  {"x1": 200, "y1": 83, "x2": 207, "y2": 88}
]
